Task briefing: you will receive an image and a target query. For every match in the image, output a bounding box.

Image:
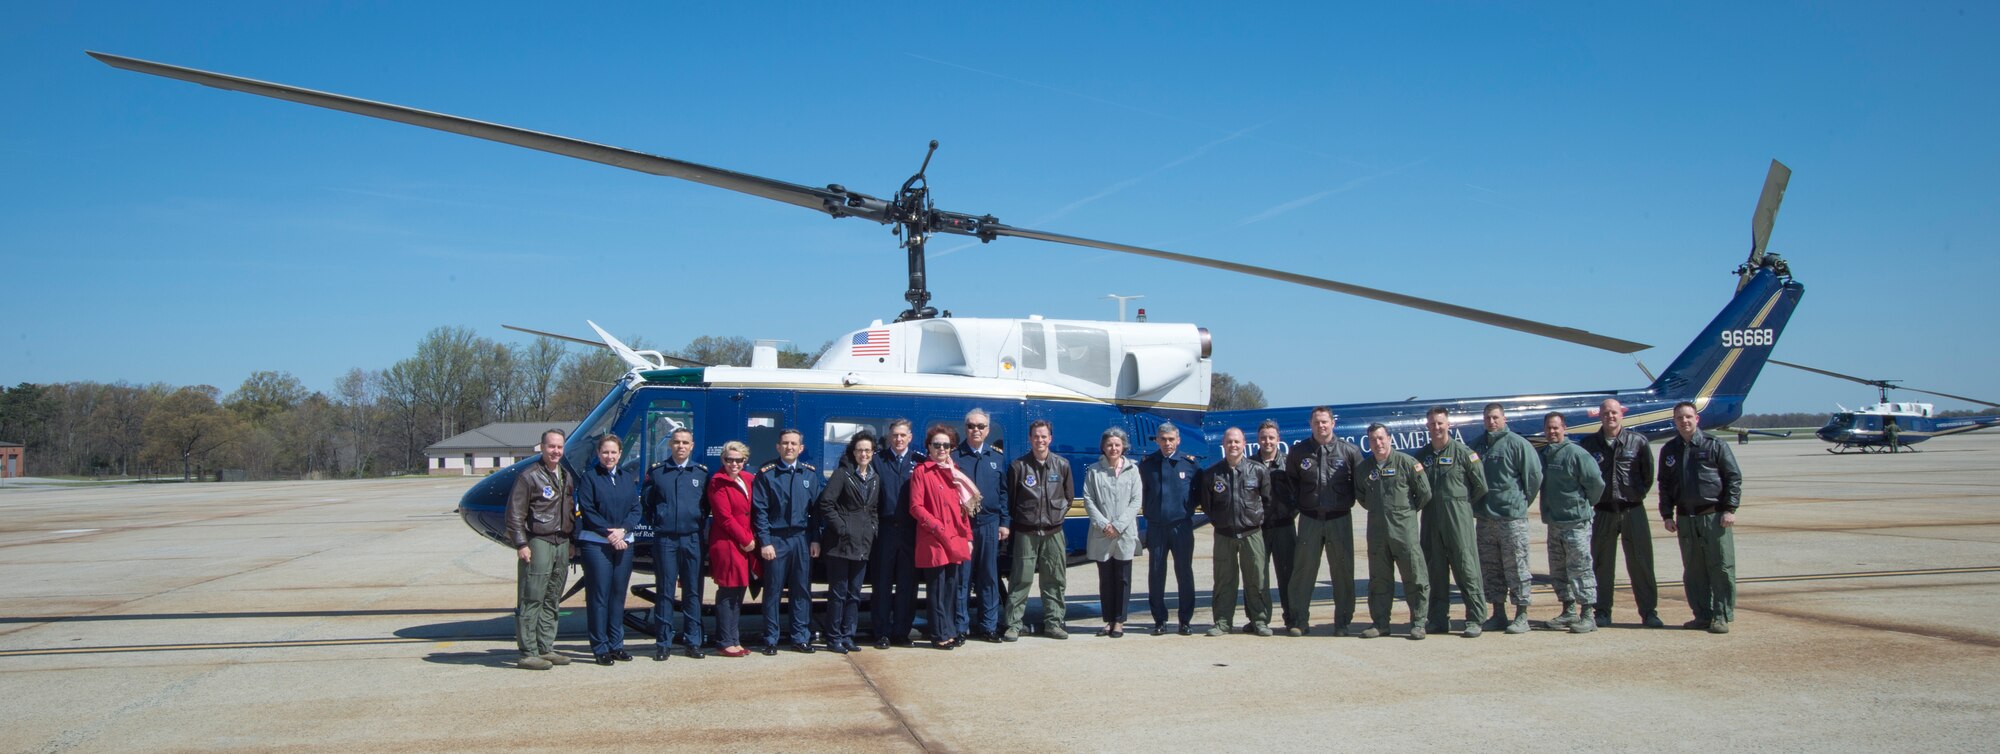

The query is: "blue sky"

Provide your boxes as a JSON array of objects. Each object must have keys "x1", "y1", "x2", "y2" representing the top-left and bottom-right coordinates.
[{"x1": 3, "y1": 2, "x2": 1995, "y2": 414}]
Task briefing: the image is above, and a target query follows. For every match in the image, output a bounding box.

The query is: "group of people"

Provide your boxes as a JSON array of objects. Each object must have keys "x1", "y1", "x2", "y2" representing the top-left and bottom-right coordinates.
[{"x1": 502, "y1": 399, "x2": 1743, "y2": 669}]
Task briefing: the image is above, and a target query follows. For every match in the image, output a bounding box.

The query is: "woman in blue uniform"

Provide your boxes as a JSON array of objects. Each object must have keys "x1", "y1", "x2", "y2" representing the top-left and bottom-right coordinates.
[{"x1": 575, "y1": 433, "x2": 641, "y2": 665}]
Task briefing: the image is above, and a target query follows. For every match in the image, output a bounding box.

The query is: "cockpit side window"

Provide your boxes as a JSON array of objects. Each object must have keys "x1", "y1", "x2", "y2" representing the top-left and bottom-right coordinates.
[{"x1": 1020, "y1": 322, "x2": 1047, "y2": 370}]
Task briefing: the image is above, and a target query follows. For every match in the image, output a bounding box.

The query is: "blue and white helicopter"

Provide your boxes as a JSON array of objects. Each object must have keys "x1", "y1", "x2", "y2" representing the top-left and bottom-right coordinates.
[
  {"x1": 94, "y1": 53, "x2": 1805, "y2": 566},
  {"x1": 1765, "y1": 361, "x2": 2000, "y2": 453}
]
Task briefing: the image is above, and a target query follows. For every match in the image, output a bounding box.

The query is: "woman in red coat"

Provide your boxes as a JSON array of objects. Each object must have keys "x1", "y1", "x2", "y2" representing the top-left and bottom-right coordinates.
[
  {"x1": 909, "y1": 424, "x2": 977, "y2": 649},
  {"x1": 705, "y1": 441, "x2": 760, "y2": 657}
]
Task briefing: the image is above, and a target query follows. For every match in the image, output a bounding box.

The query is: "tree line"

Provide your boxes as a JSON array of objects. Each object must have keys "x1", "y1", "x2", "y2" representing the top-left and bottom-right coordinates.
[{"x1": 0, "y1": 327, "x2": 1265, "y2": 480}]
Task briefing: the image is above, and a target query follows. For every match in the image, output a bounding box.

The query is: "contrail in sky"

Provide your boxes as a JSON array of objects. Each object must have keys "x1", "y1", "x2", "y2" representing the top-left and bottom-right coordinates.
[{"x1": 1237, "y1": 157, "x2": 1429, "y2": 226}]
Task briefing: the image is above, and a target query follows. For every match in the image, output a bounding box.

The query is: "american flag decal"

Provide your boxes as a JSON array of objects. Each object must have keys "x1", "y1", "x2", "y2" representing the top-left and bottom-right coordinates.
[{"x1": 850, "y1": 329, "x2": 891, "y2": 356}]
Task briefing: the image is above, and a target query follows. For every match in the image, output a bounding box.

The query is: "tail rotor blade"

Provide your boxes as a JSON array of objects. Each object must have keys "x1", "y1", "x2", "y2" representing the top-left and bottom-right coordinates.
[{"x1": 1749, "y1": 159, "x2": 1792, "y2": 265}]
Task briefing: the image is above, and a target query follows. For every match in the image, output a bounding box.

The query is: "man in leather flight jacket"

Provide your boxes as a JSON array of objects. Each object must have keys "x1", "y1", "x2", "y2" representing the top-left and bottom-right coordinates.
[
  {"x1": 1003, "y1": 420, "x2": 1074, "y2": 641},
  {"x1": 1659, "y1": 402, "x2": 1744, "y2": 634},
  {"x1": 507, "y1": 428, "x2": 575, "y2": 670},
  {"x1": 1577, "y1": 398, "x2": 1661, "y2": 628},
  {"x1": 1195, "y1": 427, "x2": 1274, "y2": 636},
  {"x1": 1281, "y1": 407, "x2": 1364, "y2": 636}
]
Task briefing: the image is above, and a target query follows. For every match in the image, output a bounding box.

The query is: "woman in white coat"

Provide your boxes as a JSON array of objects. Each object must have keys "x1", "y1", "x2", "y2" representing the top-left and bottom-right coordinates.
[{"x1": 1085, "y1": 426, "x2": 1143, "y2": 637}]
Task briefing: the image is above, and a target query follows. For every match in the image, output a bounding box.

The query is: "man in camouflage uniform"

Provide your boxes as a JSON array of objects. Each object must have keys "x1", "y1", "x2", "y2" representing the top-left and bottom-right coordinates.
[
  {"x1": 1355, "y1": 423, "x2": 1433, "y2": 640},
  {"x1": 1472, "y1": 403, "x2": 1541, "y2": 635},
  {"x1": 1414, "y1": 406, "x2": 1488, "y2": 637},
  {"x1": 1538, "y1": 412, "x2": 1606, "y2": 634}
]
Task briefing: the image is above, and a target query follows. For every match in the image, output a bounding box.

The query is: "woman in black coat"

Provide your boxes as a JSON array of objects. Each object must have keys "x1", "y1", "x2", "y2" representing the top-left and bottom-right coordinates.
[{"x1": 813, "y1": 432, "x2": 882, "y2": 653}]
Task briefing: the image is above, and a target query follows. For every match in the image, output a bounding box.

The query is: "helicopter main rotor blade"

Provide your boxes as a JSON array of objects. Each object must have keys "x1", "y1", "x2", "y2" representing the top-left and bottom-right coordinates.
[
  {"x1": 88, "y1": 51, "x2": 1646, "y2": 354},
  {"x1": 87, "y1": 52, "x2": 866, "y2": 220},
  {"x1": 983, "y1": 223, "x2": 1651, "y2": 354},
  {"x1": 1768, "y1": 359, "x2": 1886, "y2": 387},
  {"x1": 1770, "y1": 359, "x2": 1999, "y2": 408}
]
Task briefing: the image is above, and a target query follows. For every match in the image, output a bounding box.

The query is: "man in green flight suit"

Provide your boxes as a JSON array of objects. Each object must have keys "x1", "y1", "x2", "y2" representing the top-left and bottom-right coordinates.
[
  {"x1": 1355, "y1": 423, "x2": 1433, "y2": 640},
  {"x1": 1659, "y1": 401, "x2": 1744, "y2": 634},
  {"x1": 1414, "y1": 406, "x2": 1488, "y2": 638},
  {"x1": 1538, "y1": 412, "x2": 1606, "y2": 634},
  {"x1": 1473, "y1": 403, "x2": 1542, "y2": 635}
]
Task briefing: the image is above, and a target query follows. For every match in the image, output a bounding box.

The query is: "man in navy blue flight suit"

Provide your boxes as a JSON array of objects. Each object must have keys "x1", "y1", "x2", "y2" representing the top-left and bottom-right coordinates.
[
  {"x1": 954, "y1": 408, "x2": 1010, "y2": 642},
  {"x1": 644, "y1": 427, "x2": 708, "y2": 660},
  {"x1": 1142, "y1": 422, "x2": 1201, "y2": 635},
  {"x1": 871, "y1": 418, "x2": 923, "y2": 648},
  {"x1": 754, "y1": 429, "x2": 818, "y2": 655}
]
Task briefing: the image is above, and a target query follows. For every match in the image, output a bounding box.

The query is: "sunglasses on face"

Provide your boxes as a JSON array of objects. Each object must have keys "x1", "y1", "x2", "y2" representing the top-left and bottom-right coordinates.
[
  {"x1": 965, "y1": 423, "x2": 988, "y2": 430},
  {"x1": 722, "y1": 458, "x2": 745, "y2": 464},
  {"x1": 929, "y1": 442, "x2": 953, "y2": 448}
]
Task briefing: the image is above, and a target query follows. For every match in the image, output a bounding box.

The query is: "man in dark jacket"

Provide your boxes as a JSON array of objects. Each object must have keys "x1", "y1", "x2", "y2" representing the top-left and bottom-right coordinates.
[
  {"x1": 1195, "y1": 427, "x2": 1273, "y2": 636},
  {"x1": 643, "y1": 428, "x2": 709, "y2": 659},
  {"x1": 1659, "y1": 402, "x2": 1744, "y2": 634},
  {"x1": 753, "y1": 429, "x2": 818, "y2": 654},
  {"x1": 507, "y1": 429, "x2": 573, "y2": 670},
  {"x1": 955, "y1": 408, "x2": 1010, "y2": 641},
  {"x1": 1578, "y1": 398, "x2": 1661, "y2": 628},
  {"x1": 870, "y1": 419, "x2": 922, "y2": 648},
  {"x1": 1255, "y1": 420, "x2": 1300, "y2": 633},
  {"x1": 1141, "y1": 422, "x2": 1202, "y2": 635},
  {"x1": 1283, "y1": 407, "x2": 1365, "y2": 636},
  {"x1": 1004, "y1": 420, "x2": 1073, "y2": 641}
]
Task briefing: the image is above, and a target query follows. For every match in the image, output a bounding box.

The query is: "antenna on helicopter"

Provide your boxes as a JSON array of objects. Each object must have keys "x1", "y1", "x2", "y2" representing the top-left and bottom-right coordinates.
[{"x1": 1105, "y1": 294, "x2": 1146, "y2": 322}]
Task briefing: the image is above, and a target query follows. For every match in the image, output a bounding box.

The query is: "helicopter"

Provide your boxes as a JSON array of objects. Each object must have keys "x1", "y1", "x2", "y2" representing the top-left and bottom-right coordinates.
[
  {"x1": 1766, "y1": 361, "x2": 2000, "y2": 453},
  {"x1": 92, "y1": 52, "x2": 1804, "y2": 573}
]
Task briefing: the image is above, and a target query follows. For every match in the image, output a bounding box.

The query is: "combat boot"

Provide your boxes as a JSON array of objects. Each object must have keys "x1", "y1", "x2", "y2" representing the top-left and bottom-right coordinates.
[
  {"x1": 1504, "y1": 604, "x2": 1530, "y2": 634},
  {"x1": 1546, "y1": 602, "x2": 1578, "y2": 630},
  {"x1": 1570, "y1": 606, "x2": 1598, "y2": 634},
  {"x1": 1481, "y1": 604, "x2": 1509, "y2": 632}
]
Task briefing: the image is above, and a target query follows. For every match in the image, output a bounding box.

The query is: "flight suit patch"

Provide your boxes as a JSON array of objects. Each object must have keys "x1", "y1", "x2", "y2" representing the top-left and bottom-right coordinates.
[
  {"x1": 1025, "y1": 471, "x2": 1038, "y2": 488},
  {"x1": 1213, "y1": 477, "x2": 1227, "y2": 493},
  {"x1": 1438, "y1": 456, "x2": 1453, "y2": 465}
]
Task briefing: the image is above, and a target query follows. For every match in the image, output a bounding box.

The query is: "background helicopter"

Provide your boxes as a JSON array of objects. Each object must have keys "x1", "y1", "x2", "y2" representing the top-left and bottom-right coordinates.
[
  {"x1": 1766, "y1": 361, "x2": 2000, "y2": 453},
  {"x1": 95, "y1": 54, "x2": 1805, "y2": 616}
]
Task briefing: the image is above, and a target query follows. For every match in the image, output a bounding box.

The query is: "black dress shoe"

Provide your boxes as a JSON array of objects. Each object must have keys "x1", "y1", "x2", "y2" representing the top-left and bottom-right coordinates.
[
  {"x1": 978, "y1": 633, "x2": 1003, "y2": 643},
  {"x1": 828, "y1": 643, "x2": 849, "y2": 654},
  {"x1": 875, "y1": 638, "x2": 893, "y2": 650},
  {"x1": 1177, "y1": 624, "x2": 1193, "y2": 636},
  {"x1": 684, "y1": 646, "x2": 705, "y2": 659},
  {"x1": 1150, "y1": 624, "x2": 1168, "y2": 636},
  {"x1": 791, "y1": 642, "x2": 817, "y2": 654},
  {"x1": 594, "y1": 654, "x2": 615, "y2": 666},
  {"x1": 654, "y1": 648, "x2": 670, "y2": 661},
  {"x1": 759, "y1": 645, "x2": 779, "y2": 656},
  {"x1": 611, "y1": 649, "x2": 633, "y2": 662}
]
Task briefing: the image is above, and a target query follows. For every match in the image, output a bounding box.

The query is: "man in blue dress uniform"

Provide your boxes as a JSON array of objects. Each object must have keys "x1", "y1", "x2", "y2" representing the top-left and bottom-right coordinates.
[
  {"x1": 644, "y1": 427, "x2": 708, "y2": 660},
  {"x1": 753, "y1": 429, "x2": 818, "y2": 655}
]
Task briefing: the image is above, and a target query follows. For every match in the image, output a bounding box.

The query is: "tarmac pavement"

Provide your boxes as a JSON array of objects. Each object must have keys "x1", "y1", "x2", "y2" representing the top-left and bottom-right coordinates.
[{"x1": 2, "y1": 434, "x2": 1997, "y2": 752}]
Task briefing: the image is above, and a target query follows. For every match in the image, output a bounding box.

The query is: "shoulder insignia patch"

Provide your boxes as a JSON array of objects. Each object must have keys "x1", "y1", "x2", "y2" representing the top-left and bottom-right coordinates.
[
  {"x1": 1412, "y1": 463, "x2": 1424, "y2": 474},
  {"x1": 759, "y1": 462, "x2": 778, "y2": 473},
  {"x1": 1469, "y1": 452, "x2": 1481, "y2": 462},
  {"x1": 799, "y1": 462, "x2": 818, "y2": 472}
]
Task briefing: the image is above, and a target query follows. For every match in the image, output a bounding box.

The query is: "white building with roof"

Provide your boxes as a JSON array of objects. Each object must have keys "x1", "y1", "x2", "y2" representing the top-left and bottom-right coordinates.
[{"x1": 423, "y1": 422, "x2": 575, "y2": 476}]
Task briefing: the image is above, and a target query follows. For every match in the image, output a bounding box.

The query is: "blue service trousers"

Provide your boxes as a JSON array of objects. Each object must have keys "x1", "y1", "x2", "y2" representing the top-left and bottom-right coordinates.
[
  {"x1": 577, "y1": 537, "x2": 634, "y2": 655},
  {"x1": 761, "y1": 530, "x2": 812, "y2": 646},
  {"x1": 962, "y1": 518, "x2": 1002, "y2": 635},
  {"x1": 651, "y1": 531, "x2": 705, "y2": 650},
  {"x1": 1147, "y1": 519, "x2": 1197, "y2": 626},
  {"x1": 870, "y1": 521, "x2": 918, "y2": 642},
  {"x1": 825, "y1": 556, "x2": 866, "y2": 646}
]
